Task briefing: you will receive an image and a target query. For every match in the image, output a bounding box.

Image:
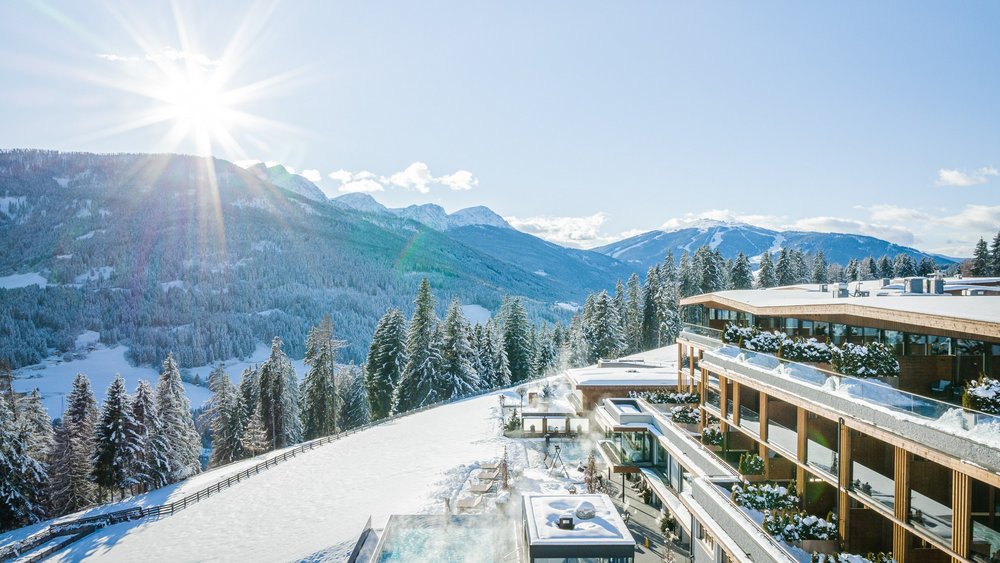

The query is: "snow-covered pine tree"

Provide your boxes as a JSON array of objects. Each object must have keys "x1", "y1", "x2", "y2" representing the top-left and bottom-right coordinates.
[
  {"x1": 844, "y1": 259, "x2": 860, "y2": 281},
  {"x1": 207, "y1": 367, "x2": 246, "y2": 466},
  {"x1": 155, "y1": 354, "x2": 202, "y2": 482},
  {"x1": 438, "y1": 299, "x2": 479, "y2": 399},
  {"x1": 0, "y1": 396, "x2": 47, "y2": 531},
  {"x1": 756, "y1": 251, "x2": 777, "y2": 288},
  {"x1": 566, "y1": 315, "x2": 590, "y2": 369},
  {"x1": 876, "y1": 255, "x2": 893, "y2": 280},
  {"x1": 365, "y1": 308, "x2": 407, "y2": 420},
  {"x1": 624, "y1": 273, "x2": 643, "y2": 354},
  {"x1": 488, "y1": 320, "x2": 512, "y2": 387},
  {"x1": 812, "y1": 251, "x2": 829, "y2": 284},
  {"x1": 471, "y1": 323, "x2": 490, "y2": 388},
  {"x1": 991, "y1": 230, "x2": 1000, "y2": 276},
  {"x1": 239, "y1": 366, "x2": 260, "y2": 420},
  {"x1": 302, "y1": 315, "x2": 344, "y2": 440},
  {"x1": 241, "y1": 405, "x2": 269, "y2": 457},
  {"x1": 586, "y1": 291, "x2": 625, "y2": 362},
  {"x1": 93, "y1": 375, "x2": 140, "y2": 500},
  {"x1": 640, "y1": 266, "x2": 661, "y2": 350},
  {"x1": 918, "y1": 256, "x2": 937, "y2": 277},
  {"x1": 130, "y1": 379, "x2": 169, "y2": 491},
  {"x1": 336, "y1": 364, "x2": 371, "y2": 431},
  {"x1": 657, "y1": 256, "x2": 680, "y2": 345},
  {"x1": 775, "y1": 248, "x2": 796, "y2": 286},
  {"x1": 501, "y1": 296, "x2": 534, "y2": 383},
  {"x1": 393, "y1": 278, "x2": 442, "y2": 413},
  {"x1": 613, "y1": 279, "x2": 627, "y2": 344},
  {"x1": 48, "y1": 373, "x2": 98, "y2": 515},
  {"x1": 892, "y1": 254, "x2": 916, "y2": 278},
  {"x1": 258, "y1": 337, "x2": 302, "y2": 449},
  {"x1": 15, "y1": 389, "x2": 53, "y2": 464},
  {"x1": 860, "y1": 256, "x2": 877, "y2": 280},
  {"x1": 730, "y1": 251, "x2": 753, "y2": 290},
  {"x1": 534, "y1": 323, "x2": 558, "y2": 377},
  {"x1": 972, "y1": 238, "x2": 990, "y2": 276}
]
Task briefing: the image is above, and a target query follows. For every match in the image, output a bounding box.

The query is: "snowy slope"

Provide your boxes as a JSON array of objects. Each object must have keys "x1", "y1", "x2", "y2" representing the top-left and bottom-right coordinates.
[
  {"x1": 37, "y1": 375, "x2": 599, "y2": 563},
  {"x1": 330, "y1": 195, "x2": 512, "y2": 230}
]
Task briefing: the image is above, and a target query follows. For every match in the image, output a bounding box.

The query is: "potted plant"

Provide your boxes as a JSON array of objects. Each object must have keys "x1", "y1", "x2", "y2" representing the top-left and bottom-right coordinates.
[
  {"x1": 738, "y1": 452, "x2": 765, "y2": 481},
  {"x1": 763, "y1": 510, "x2": 838, "y2": 554},
  {"x1": 731, "y1": 481, "x2": 799, "y2": 511},
  {"x1": 702, "y1": 426, "x2": 723, "y2": 451},
  {"x1": 963, "y1": 375, "x2": 1000, "y2": 415},
  {"x1": 830, "y1": 342, "x2": 900, "y2": 385},
  {"x1": 671, "y1": 405, "x2": 700, "y2": 433}
]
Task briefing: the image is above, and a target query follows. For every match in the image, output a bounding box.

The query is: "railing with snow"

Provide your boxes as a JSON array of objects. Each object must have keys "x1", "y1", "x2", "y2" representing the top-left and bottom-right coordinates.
[{"x1": 0, "y1": 380, "x2": 527, "y2": 562}]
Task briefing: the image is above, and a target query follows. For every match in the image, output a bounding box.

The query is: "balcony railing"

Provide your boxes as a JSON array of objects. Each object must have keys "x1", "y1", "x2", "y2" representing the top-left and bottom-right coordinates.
[{"x1": 679, "y1": 323, "x2": 1000, "y2": 428}]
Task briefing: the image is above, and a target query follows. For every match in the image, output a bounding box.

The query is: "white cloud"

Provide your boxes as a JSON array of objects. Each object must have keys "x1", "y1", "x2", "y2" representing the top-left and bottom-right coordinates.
[
  {"x1": 97, "y1": 48, "x2": 220, "y2": 69},
  {"x1": 338, "y1": 179, "x2": 384, "y2": 194},
  {"x1": 327, "y1": 163, "x2": 479, "y2": 195},
  {"x1": 300, "y1": 169, "x2": 322, "y2": 183},
  {"x1": 505, "y1": 213, "x2": 620, "y2": 249},
  {"x1": 437, "y1": 170, "x2": 479, "y2": 191},
  {"x1": 388, "y1": 162, "x2": 434, "y2": 193},
  {"x1": 328, "y1": 169, "x2": 353, "y2": 183},
  {"x1": 937, "y1": 166, "x2": 998, "y2": 187}
]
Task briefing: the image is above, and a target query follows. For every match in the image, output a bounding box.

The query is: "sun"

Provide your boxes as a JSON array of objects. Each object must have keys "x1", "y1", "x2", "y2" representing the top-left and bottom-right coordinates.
[{"x1": 163, "y1": 73, "x2": 228, "y2": 132}]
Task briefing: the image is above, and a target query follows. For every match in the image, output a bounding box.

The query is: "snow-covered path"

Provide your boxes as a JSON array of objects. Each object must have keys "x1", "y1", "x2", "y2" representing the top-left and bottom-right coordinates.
[{"x1": 47, "y1": 393, "x2": 512, "y2": 562}]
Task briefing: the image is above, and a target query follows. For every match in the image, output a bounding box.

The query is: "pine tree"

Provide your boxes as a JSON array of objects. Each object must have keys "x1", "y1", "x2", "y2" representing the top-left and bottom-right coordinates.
[
  {"x1": 730, "y1": 252, "x2": 753, "y2": 289},
  {"x1": 302, "y1": 315, "x2": 344, "y2": 440},
  {"x1": 812, "y1": 251, "x2": 829, "y2": 284},
  {"x1": 0, "y1": 397, "x2": 47, "y2": 530},
  {"x1": 775, "y1": 248, "x2": 797, "y2": 286},
  {"x1": 918, "y1": 256, "x2": 937, "y2": 277},
  {"x1": 15, "y1": 389, "x2": 53, "y2": 463},
  {"x1": 258, "y1": 338, "x2": 302, "y2": 449},
  {"x1": 586, "y1": 291, "x2": 625, "y2": 362},
  {"x1": 657, "y1": 257, "x2": 680, "y2": 347},
  {"x1": 972, "y1": 238, "x2": 990, "y2": 276},
  {"x1": 624, "y1": 273, "x2": 643, "y2": 354},
  {"x1": 48, "y1": 373, "x2": 98, "y2": 514},
  {"x1": 336, "y1": 365, "x2": 371, "y2": 431},
  {"x1": 365, "y1": 308, "x2": 407, "y2": 420},
  {"x1": 130, "y1": 379, "x2": 169, "y2": 491},
  {"x1": 438, "y1": 299, "x2": 479, "y2": 399},
  {"x1": 639, "y1": 266, "x2": 661, "y2": 350},
  {"x1": 678, "y1": 251, "x2": 701, "y2": 298},
  {"x1": 156, "y1": 354, "x2": 202, "y2": 482},
  {"x1": 876, "y1": 255, "x2": 893, "y2": 279},
  {"x1": 241, "y1": 405, "x2": 269, "y2": 457},
  {"x1": 207, "y1": 367, "x2": 246, "y2": 466},
  {"x1": 239, "y1": 367, "x2": 260, "y2": 420},
  {"x1": 93, "y1": 375, "x2": 139, "y2": 500},
  {"x1": 566, "y1": 315, "x2": 590, "y2": 368},
  {"x1": 860, "y1": 256, "x2": 877, "y2": 280},
  {"x1": 487, "y1": 320, "x2": 512, "y2": 387},
  {"x1": 991, "y1": 231, "x2": 1000, "y2": 276},
  {"x1": 791, "y1": 249, "x2": 808, "y2": 283},
  {"x1": 893, "y1": 254, "x2": 916, "y2": 278},
  {"x1": 756, "y1": 251, "x2": 777, "y2": 288},
  {"x1": 844, "y1": 259, "x2": 860, "y2": 281},
  {"x1": 501, "y1": 296, "x2": 534, "y2": 383},
  {"x1": 393, "y1": 278, "x2": 442, "y2": 413}
]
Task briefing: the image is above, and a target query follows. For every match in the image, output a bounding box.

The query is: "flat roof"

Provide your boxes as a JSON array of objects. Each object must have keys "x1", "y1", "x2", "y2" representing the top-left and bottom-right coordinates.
[
  {"x1": 567, "y1": 365, "x2": 679, "y2": 387},
  {"x1": 680, "y1": 279, "x2": 1000, "y2": 342},
  {"x1": 522, "y1": 494, "x2": 633, "y2": 547}
]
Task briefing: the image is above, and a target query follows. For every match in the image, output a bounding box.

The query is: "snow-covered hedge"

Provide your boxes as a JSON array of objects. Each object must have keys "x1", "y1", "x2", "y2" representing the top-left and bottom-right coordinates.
[
  {"x1": 629, "y1": 390, "x2": 700, "y2": 404},
  {"x1": 963, "y1": 376, "x2": 1000, "y2": 414},
  {"x1": 702, "y1": 426, "x2": 723, "y2": 446},
  {"x1": 763, "y1": 510, "x2": 838, "y2": 542},
  {"x1": 671, "y1": 405, "x2": 699, "y2": 424},
  {"x1": 731, "y1": 481, "x2": 799, "y2": 511},
  {"x1": 738, "y1": 452, "x2": 764, "y2": 475},
  {"x1": 811, "y1": 554, "x2": 895, "y2": 563},
  {"x1": 830, "y1": 342, "x2": 899, "y2": 378},
  {"x1": 723, "y1": 324, "x2": 830, "y2": 362}
]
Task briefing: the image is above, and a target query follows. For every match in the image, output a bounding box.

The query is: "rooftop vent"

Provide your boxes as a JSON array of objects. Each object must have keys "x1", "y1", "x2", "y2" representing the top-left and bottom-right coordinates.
[
  {"x1": 830, "y1": 282, "x2": 848, "y2": 298},
  {"x1": 575, "y1": 501, "x2": 596, "y2": 520},
  {"x1": 904, "y1": 277, "x2": 924, "y2": 294},
  {"x1": 557, "y1": 512, "x2": 575, "y2": 530},
  {"x1": 924, "y1": 277, "x2": 944, "y2": 295}
]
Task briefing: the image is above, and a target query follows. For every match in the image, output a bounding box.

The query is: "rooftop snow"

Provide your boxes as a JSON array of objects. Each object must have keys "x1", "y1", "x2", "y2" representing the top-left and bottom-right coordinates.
[
  {"x1": 567, "y1": 344, "x2": 678, "y2": 387},
  {"x1": 523, "y1": 494, "x2": 633, "y2": 546}
]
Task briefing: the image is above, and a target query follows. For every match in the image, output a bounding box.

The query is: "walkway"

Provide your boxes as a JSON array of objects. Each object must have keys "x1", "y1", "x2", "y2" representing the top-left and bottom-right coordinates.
[{"x1": 611, "y1": 475, "x2": 692, "y2": 563}]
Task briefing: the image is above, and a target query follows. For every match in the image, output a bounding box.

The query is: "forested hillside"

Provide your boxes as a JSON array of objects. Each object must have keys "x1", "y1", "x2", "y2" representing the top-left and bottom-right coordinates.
[{"x1": 0, "y1": 150, "x2": 619, "y2": 369}]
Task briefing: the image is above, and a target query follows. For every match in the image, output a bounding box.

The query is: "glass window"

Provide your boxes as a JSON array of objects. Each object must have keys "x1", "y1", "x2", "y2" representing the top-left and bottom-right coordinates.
[
  {"x1": 784, "y1": 318, "x2": 799, "y2": 336},
  {"x1": 800, "y1": 320, "x2": 814, "y2": 338},
  {"x1": 883, "y1": 330, "x2": 904, "y2": 356},
  {"x1": 831, "y1": 324, "x2": 847, "y2": 346},
  {"x1": 929, "y1": 335, "x2": 952, "y2": 356},
  {"x1": 814, "y1": 322, "x2": 830, "y2": 341},
  {"x1": 862, "y1": 327, "x2": 879, "y2": 344},
  {"x1": 906, "y1": 334, "x2": 927, "y2": 356}
]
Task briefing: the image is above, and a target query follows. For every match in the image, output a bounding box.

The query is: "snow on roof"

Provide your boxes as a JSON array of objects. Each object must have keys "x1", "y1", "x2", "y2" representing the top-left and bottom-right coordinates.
[
  {"x1": 684, "y1": 281, "x2": 1000, "y2": 327},
  {"x1": 522, "y1": 494, "x2": 633, "y2": 546},
  {"x1": 568, "y1": 344, "x2": 678, "y2": 387}
]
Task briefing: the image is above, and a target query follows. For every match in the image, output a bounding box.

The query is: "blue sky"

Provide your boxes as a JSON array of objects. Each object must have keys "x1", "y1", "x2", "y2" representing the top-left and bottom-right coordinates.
[{"x1": 1, "y1": 1, "x2": 998, "y2": 256}]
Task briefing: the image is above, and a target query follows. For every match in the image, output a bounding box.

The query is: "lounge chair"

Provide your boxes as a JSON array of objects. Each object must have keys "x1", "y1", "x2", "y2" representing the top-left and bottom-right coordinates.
[
  {"x1": 930, "y1": 380, "x2": 951, "y2": 394},
  {"x1": 456, "y1": 496, "x2": 483, "y2": 512},
  {"x1": 469, "y1": 481, "x2": 494, "y2": 494}
]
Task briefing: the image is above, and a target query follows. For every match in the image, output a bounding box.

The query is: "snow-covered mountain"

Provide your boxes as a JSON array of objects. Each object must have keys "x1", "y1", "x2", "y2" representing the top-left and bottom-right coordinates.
[
  {"x1": 248, "y1": 163, "x2": 328, "y2": 203},
  {"x1": 331, "y1": 194, "x2": 511, "y2": 230},
  {"x1": 594, "y1": 221, "x2": 956, "y2": 269}
]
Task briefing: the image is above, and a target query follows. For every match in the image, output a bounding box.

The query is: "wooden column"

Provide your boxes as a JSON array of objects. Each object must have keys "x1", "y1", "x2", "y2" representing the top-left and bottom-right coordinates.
[
  {"x1": 893, "y1": 447, "x2": 911, "y2": 563},
  {"x1": 690, "y1": 348, "x2": 698, "y2": 393},
  {"x1": 796, "y1": 408, "x2": 808, "y2": 508},
  {"x1": 720, "y1": 376, "x2": 728, "y2": 420},
  {"x1": 759, "y1": 393, "x2": 769, "y2": 442},
  {"x1": 953, "y1": 470, "x2": 971, "y2": 561},
  {"x1": 838, "y1": 422, "x2": 852, "y2": 547},
  {"x1": 732, "y1": 382, "x2": 741, "y2": 427},
  {"x1": 700, "y1": 368, "x2": 709, "y2": 428}
]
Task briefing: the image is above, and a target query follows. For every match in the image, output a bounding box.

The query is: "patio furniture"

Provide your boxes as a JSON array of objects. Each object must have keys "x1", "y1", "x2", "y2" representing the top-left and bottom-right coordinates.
[
  {"x1": 930, "y1": 379, "x2": 951, "y2": 395},
  {"x1": 479, "y1": 461, "x2": 500, "y2": 471},
  {"x1": 477, "y1": 467, "x2": 500, "y2": 481},
  {"x1": 469, "y1": 481, "x2": 494, "y2": 494},
  {"x1": 455, "y1": 495, "x2": 483, "y2": 512}
]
